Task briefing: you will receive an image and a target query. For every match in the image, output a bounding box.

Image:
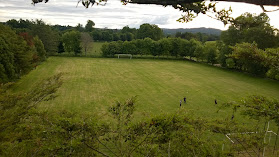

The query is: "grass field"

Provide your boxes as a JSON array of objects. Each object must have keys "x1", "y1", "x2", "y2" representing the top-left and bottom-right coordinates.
[
  {"x1": 11, "y1": 57, "x2": 279, "y2": 123},
  {"x1": 57, "y1": 42, "x2": 105, "y2": 57},
  {"x1": 86, "y1": 41, "x2": 105, "y2": 56}
]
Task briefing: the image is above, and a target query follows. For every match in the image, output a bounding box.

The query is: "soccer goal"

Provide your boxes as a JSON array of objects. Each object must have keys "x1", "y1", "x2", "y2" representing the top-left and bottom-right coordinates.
[
  {"x1": 224, "y1": 122, "x2": 278, "y2": 157},
  {"x1": 116, "y1": 54, "x2": 132, "y2": 59}
]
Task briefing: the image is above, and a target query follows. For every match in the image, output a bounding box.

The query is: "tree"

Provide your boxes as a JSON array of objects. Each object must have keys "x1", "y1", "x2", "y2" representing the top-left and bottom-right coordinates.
[
  {"x1": 81, "y1": 32, "x2": 93, "y2": 56},
  {"x1": 216, "y1": 41, "x2": 232, "y2": 67},
  {"x1": 158, "y1": 38, "x2": 172, "y2": 57},
  {"x1": 142, "y1": 38, "x2": 154, "y2": 56},
  {"x1": 33, "y1": 36, "x2": 46, "y2": 61},
  {"x1": 91, "y1": 30, "x2": 102, "y2": 41},
  {"x1": 62, "y1": 31, "x2": 82, "y2": 55},
  {"x1": 85, "y1": 20, "x2": 95, "y2": 32},
  {"x1": 137, "y1": 23, "x2": 163, "y2": 41},
  {"x1": 122, "y1": 41, "x2": 137, "y2": 55},
  {"x1": 0, "y1": 24, "x2": 34, "y2": 83},
  {"x1": 265, "y1": 48, "x2": 279, "y2": 80},
  {"x1": 126, "y1": 32, "x2": 134, "y2": 41},
  {"x1": 57, "y1": 41, "x2": 65, "y2": 53},
  {"x1": 113, "y1": 33, "x2": 120, "y2": 41},
  {"x1": 76, "y1": 23, "x2": 84, "y2": 32},
  {"x1": 101, "y1": 41, "x2": 122, "y2": 57},
  {"x1": 169, "y1": 38, "x2": 183, "y2": 58},
  {"x1": 0, "y1": 36, "x2": 15, "y2": 82},
  {"x1": 30, "y1": 20, "x2": 60, "y2": 55},
  {"x1": 179, "y1": 39, "x2": 190, "y2": 58},
  {"x1": 221, "y1": 13, "x2": 279, "y2": 50},
  {"x1": 102, "y1": 31, "x2": 113, "y2": 41},
  {"x1": 193, "y1": 41, "x2": 204, "y2": 61},
  {"x1": 204, "y1": 41, "x2": 218, "y2": 64},
  {"x1": 230, "y1": 42, "x2": 269, "y2": 76},
  {"x1": 188, "y1": 39, "x2": 200, "y2": 60}
]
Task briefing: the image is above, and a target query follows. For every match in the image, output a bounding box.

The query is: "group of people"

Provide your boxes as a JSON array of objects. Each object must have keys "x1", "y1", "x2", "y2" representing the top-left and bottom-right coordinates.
[
  {"x1": 179, "y1": 97, "x2": 218, "y2": 107},
  {"x1": 179, "y1": 97, "x2": 187, "y2": 107}
]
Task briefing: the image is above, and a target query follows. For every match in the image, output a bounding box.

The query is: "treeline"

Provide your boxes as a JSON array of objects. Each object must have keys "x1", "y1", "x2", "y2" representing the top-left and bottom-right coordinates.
[
  {"x1": 101, "y1": 13, "x2": 279, "y2": 80},
  {"x1": 6, "y1": 19, "x2": 60, "y2": 55},
  {"x1": 0, "y1": 24, "x2": 46, "y2": 83},
  {"x1": 101, "y1": 38, "x2": 210, "y2": 60},
  {"x1": 175, "y1": 31, "x2": 220, "y2": 42},
  {"x1": 90, "y1": 23, "x2": 163, "y2": 41},
  {"x1": 79, "y1": 23, "x2": 219, "y2": 43}
]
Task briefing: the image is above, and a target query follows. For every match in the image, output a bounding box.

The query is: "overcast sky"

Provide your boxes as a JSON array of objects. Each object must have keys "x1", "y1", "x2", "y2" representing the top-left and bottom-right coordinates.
[{"x1": 0, "y1": 0, "x2": 278, "y2": 30}]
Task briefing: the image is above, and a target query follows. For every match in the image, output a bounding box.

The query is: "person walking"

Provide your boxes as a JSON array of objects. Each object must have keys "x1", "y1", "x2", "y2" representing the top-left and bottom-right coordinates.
[
  {"x1": 184, "y1": 97, "x2": 186, "y2": 103},
  {"x1": 180, "y1": 100, "x2": 182, "y2": 107},
  {"x1": 215, "y1": 99, "x2": 217, "y2": 105}
]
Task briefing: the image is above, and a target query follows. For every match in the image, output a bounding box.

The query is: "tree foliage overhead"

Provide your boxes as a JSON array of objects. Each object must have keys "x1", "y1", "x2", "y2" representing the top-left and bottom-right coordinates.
[
  {"x1": 31, "y1": 0, "x2": 279, "y2": 25},
  {"x1": 221, "y1": 13, "x2": 279, "y2": 49}
]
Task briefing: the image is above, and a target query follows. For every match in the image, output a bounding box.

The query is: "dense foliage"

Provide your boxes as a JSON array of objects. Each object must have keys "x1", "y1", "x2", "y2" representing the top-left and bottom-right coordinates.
[
  {"x1": 101, "y1": 38, "x2": 208, "y2": 60},
  {"x1": 6, "y1": 19, "x2": 60, "y2": 55},
  {"x1": 175, "y1": 31, "x2": 220, "y2": 42},
  {"x1": 218, "y1": 13, "x2": 279, "y2": 75},
  {"x1": 62, "y1": 31, "x2": 82, "y2": 55},
  {"x1": 0, "y1": 24, "x2": 46, "y2": 83},
  {"x1": 228, "y1": 42, "x2": 279, "y2": 79}
]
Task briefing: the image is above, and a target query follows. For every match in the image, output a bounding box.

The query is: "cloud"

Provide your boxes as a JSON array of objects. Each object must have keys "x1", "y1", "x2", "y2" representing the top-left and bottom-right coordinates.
[{"x1": 0, "y1": 0, "x2": 278, "y2": 30}]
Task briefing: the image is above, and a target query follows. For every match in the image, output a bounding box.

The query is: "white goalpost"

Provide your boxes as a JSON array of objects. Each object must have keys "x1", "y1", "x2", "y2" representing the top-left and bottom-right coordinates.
[
  {"x1": 116, "y1": 54, "x2": 132, "y2": 59},
  {"x1": 224, "y1": 121, "x2": 278, "y2": 157}
]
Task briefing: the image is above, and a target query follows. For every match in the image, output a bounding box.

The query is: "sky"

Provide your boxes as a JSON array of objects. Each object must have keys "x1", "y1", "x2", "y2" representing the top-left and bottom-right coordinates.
[{"x1": 0, "y1": 0, "x2": 279, "y2": 30}]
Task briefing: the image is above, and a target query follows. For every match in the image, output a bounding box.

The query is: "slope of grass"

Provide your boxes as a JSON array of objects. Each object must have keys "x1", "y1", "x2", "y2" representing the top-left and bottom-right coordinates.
[{"x1": 11, "y1": 57, "x2": 279, "y2": 122}]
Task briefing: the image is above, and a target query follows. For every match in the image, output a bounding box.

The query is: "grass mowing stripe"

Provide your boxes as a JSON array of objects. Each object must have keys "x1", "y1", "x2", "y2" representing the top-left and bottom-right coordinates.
[{"x1": 11, "y1": 57, "x2": 279, "y2": 125}]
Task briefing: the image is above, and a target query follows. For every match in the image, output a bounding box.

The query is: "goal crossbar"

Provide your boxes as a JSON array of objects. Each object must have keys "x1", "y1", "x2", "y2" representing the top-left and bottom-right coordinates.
[{"x1": 116, "y1": 54, "x2": 132, "y2": 59}]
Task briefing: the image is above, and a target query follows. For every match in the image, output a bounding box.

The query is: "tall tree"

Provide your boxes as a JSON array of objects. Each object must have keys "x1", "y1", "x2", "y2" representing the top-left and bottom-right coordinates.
[
  {"x1": 0, "y1": 24, "x2": 33, "y2": 82},
  {"x1": 76, "y1": 23, "x2": 85, "y2": 32},
  {"x1": 204, "y1": 41, "x2": 218, "y2": 64},
  {"x1": 81, "y1": 32, "x2": 93, "y2": 56},
  {"x1": 62, "y1": 31, "x2": 82, "y2": 55},
  {"x1": 158, "y1": 38, "x2": 172, "y2": 57},
  {"x1": 85, "y1": 20, "x2": 95, "y2": 32},
  {"x1": 137, "y1": 23, "x2": 163, "y2": 41},
  {"x1": 33, "y1": 36, "x2": 47, "y2": 61},
  {"x1": 221, "y1": 13, "x2": 279, "y2": 49},
  {"x1": 230, "y1": 42, "x2": 268, "y2": 75},
  {"x1": 30, "y1": 20, "x2": 60, "y2": 55}
]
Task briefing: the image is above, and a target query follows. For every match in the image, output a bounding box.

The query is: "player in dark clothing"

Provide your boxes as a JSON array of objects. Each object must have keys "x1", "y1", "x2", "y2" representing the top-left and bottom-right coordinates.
[
  {"x1": 180, "y1": 100, "x2": 182, "y2": 107},
  {"x1": 184, "y1": 97, "x2": 186, "y2": 103},
  {"x1": 215, "y1": 99, "x2": 217, "y2": 105}
]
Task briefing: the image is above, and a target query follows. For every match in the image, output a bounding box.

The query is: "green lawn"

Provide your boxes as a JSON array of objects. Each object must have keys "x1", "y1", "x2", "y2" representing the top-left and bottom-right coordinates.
[
  {"x1": 11, "y1": 57, "x2": 279, "y2": 122},
  {"x1": 86, "y1": 41, "x2": 105, "y2": 56},
  {"x1": 58, "y1": 42, "x2": 105, "y2": 57}
]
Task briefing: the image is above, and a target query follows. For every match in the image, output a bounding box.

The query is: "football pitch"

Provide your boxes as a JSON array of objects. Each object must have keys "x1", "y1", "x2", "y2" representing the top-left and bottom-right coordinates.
[{"x1": 11, "y1": 56, "x2": 279, "y2": 121}]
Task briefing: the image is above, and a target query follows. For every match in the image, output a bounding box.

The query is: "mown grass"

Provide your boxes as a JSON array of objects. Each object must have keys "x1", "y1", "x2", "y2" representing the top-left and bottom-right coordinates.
[
  {"x1": 11, "y1": 57, "x2": 279, "y2": 125},
  {"x1": 85, "y1": 41, "x2": 105, "y2": 56},
  {"x1": 57, "y1": 42, "x2": 105, "y2": 57}
]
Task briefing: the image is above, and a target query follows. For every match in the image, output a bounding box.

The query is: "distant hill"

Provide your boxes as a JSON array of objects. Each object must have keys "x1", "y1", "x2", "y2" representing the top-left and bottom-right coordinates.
[{"x1": 162, "y1": 27, "x2": 222, "y2": 36}]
